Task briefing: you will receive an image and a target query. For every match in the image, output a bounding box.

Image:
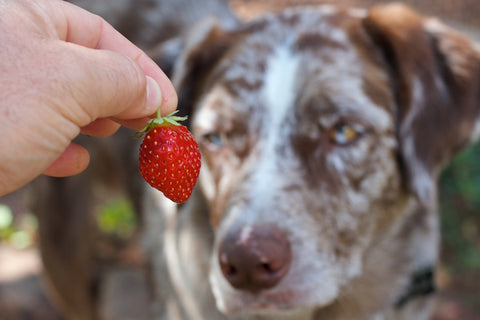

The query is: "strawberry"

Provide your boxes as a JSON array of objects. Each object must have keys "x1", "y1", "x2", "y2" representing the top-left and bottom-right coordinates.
[{"x1": 138, "y1": 110, "x2": 201, "y2": 203}]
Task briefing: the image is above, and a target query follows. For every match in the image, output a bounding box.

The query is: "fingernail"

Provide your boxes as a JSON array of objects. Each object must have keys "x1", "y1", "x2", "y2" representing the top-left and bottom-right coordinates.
[
  {"x1": 145, "y1": 76, "x2": 163, "y2": 113},
  {"x1": 158, "y1": 79, "x2": 178, "y2": 115}
]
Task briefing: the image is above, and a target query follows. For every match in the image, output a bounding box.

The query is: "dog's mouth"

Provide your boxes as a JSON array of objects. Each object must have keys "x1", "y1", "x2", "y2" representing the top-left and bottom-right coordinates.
[
  {"x1": 210, "y1": 266, "x2": 339, "y2": 317},
  {"x1": 213, "y1": 286, "x2": 313, "y2": 315}
]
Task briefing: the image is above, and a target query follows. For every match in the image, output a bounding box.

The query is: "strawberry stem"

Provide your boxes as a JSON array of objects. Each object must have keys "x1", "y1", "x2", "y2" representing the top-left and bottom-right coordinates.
[{"x1": 135, "y1": 110, "x2": 188, "y2": 139}]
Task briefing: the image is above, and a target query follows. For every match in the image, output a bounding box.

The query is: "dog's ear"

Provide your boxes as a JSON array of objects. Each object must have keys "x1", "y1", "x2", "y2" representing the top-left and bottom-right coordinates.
[
  {"x1": 148, "y1": 37, "x2": 184, "y2": 78},
  {"x1": 364, "y1": 3, "x2": 480, "y2": 207},
  {"x1": 171, "y1": 18, "x2": 237, "y2": 127},
  {"x1": 147, "y1": 18, "x2": 237, "y2": 127}
]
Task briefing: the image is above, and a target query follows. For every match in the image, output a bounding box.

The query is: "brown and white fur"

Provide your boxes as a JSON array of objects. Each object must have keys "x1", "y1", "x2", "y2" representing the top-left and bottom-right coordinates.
[{"x1": 142, "y1": 3, "x2": 480, "y2": 320}]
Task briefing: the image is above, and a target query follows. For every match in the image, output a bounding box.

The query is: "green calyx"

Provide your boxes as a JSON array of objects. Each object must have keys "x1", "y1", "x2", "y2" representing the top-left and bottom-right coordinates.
[{"x1": 135, "y1": 110, "x2": 188, "y2": 138}]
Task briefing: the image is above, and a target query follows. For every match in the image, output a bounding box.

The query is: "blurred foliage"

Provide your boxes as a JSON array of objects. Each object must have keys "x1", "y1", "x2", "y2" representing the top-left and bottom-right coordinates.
[
  {"x1": 439, "y1": 142, "x2": 480, "y2": 271},
  {"x1": 0, "y1": 204, "x2": 38, "y2": 249},
  {"x1": 0, "y1": 196, "x2": 137, "y2": 248},
  {"x1": 96, "y1": 198, "x2": 136, "y2": 239}
]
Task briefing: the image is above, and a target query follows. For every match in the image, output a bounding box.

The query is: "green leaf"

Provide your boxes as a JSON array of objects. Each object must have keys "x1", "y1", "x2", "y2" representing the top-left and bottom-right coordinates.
[
  {"x1": 0, "y1": 204, "x2": 13, "y2": 229},
  {"x1": 97, "y1": 198, "x2": 136, "y2": 239}
]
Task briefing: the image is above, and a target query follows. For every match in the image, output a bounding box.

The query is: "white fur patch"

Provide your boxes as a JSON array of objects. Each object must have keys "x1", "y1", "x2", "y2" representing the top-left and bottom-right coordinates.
[
  {"x1": 424, "y1": 18, "x2": 450, "y2": 34},
  {"x1": 348, "y1": 8, "x2": 368, "y2": 18},
  {"x1": 264, "y1": 46, "x2": 300, "y2": 117},
  {"x1": 246, "y1": 45, "x2": 300, "y2": 211},
  {"x1": 238, "y1": 225, "x2": 253, "y2": 245}
]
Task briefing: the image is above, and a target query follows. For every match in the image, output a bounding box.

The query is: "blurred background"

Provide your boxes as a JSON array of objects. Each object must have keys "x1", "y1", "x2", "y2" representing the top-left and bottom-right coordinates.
[{"x1": 1, "y1": 0, "x2": 479, "y2": 319}]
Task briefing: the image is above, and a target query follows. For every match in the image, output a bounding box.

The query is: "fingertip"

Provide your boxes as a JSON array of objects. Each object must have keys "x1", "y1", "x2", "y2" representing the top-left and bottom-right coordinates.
[
  {"x1": 145, "y1": 74, "x2": 178, "y2": 118},
  {"x1": 113, "y1": 117, "x2": 151, "y2": 130},
  {"x1": 81, "y1": 118, "x2": 121, "y2": 137},
  {"x1": 113, "y1": 72, "x2": 178, "y2": 120},
  {"x1": 43, "y1": 143, "x2": 90, "y2": 177},
  {"x1": 145, "y1": 76, "x2": 163, "y2": 114},
  {"x1": 132, "y1": 52, "x2": 178, "y2": 116},
  {"x1": 157, "y1": 75, "x2": 178, "y2": 116}
]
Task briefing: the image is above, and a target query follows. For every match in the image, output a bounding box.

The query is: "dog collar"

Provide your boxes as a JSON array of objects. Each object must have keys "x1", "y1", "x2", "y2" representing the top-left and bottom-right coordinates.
[{"x1": 394, "y1": 265, "x2": 436, "y2": 308}]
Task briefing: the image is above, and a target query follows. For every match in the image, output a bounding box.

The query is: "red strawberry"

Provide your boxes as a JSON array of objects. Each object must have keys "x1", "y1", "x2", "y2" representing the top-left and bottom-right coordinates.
[{"x1": 138, "y1": 111, "x2": 201, "y2": 203}]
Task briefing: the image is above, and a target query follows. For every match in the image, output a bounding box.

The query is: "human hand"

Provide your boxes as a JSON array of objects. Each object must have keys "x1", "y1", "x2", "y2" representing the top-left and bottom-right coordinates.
[{"x1": 0, "y1": 0, "x2": 178, "y2": 196}]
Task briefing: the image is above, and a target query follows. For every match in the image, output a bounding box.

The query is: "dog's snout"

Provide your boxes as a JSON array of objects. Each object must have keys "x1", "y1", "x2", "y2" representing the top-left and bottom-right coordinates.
[{"x1": 218, "y1": 225, "x2": 292, "y2": 293}]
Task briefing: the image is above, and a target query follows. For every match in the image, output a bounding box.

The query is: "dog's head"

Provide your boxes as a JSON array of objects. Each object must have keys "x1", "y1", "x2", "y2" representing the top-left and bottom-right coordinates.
[{"x1": 165, "y1": 3, "x2": 480, "y2": 316}]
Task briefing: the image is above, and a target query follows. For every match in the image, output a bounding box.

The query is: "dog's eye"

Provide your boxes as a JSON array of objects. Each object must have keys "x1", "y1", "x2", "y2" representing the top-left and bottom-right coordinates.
[
  {"x1": 202, "y1": 132, "x2": 224, "y2": 149},
  {"x1": 328, "y1": 124, "x2": 361, "y2": 145}
]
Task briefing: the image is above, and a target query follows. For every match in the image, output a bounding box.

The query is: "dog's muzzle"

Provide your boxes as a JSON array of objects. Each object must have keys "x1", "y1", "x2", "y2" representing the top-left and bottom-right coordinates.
[{"x1": 218, "y1": 225, "x2": 292, "y2": 293}]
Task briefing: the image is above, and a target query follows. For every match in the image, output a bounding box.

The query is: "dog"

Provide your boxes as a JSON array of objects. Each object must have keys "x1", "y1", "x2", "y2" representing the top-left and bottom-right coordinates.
[
  {"x1": 32, "y1": 2, "x2": 480, "y2": 320},
  {"x1": 141, "y1": 3, "x2": 480, "y2": 320}
]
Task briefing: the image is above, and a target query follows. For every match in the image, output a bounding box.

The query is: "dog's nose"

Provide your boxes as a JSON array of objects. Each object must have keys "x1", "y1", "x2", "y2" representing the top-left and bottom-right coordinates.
[{"x1": 218, "y1": 225, "x2": 292, "y2": 293}]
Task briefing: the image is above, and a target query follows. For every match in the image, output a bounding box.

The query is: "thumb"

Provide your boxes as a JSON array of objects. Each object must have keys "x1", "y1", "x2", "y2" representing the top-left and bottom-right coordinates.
[{"x1": 57, "y1": 44, "x2": 177, "y2": 127}]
